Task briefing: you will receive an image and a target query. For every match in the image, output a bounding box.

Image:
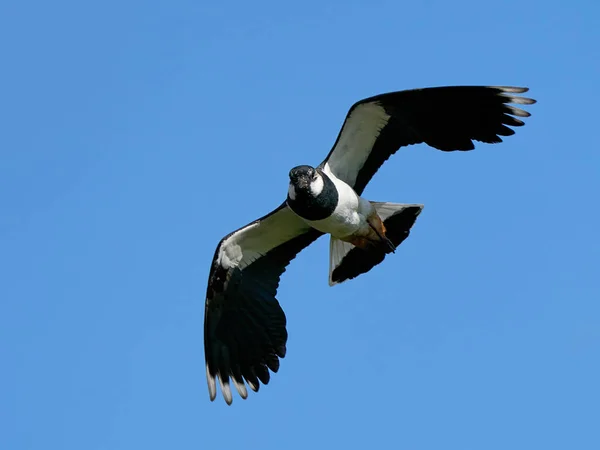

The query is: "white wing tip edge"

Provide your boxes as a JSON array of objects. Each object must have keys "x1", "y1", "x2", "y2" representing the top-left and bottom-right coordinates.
[
  {"x1": 207, "y1": 362, "x2": 250, "y2": 405},
  {"x1": 218, "y1": 373, "x2": 233, "y2": 405},
  {"x1": 206, "y1": 363, "x2": 217, "y2": 402}
]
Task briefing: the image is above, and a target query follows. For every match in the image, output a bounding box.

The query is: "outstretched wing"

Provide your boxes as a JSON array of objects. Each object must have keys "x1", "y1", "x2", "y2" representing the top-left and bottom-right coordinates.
[
  {"x1": 320, "y1": 86, "x2": 536, "y2": 195},
  {"x1": 204, "y1": 202, "x2": 323, "y2": 404}
]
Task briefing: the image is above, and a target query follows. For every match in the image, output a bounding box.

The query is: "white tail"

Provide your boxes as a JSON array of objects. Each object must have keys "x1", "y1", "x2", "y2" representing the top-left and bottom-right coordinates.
[
  {"x1": 328, "y1": 202, "x2": 424, "y2": 286},
  {"x1": 329, "y1": 238, "x2": 355, "y2": 286}
]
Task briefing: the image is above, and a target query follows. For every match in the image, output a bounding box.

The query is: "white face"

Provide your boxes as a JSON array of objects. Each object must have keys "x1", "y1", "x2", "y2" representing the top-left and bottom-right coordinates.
[{"x1": 309, "y1": 173, "x2": 324, "y2": 197}]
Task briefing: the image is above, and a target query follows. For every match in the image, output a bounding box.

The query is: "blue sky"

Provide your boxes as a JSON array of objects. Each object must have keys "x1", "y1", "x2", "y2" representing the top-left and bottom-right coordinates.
[{"x1": 1, "y1": 1, "x2": 599, "y2": 449}]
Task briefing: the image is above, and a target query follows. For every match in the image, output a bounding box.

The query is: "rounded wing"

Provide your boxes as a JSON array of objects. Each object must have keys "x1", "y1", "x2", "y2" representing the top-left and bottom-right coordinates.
[
  {"x1": 320, "y1": 86, "x2": 536, "y2": 195},
  {"x1": 204, "y1": 202, "x2": 322, "y2": 404}
]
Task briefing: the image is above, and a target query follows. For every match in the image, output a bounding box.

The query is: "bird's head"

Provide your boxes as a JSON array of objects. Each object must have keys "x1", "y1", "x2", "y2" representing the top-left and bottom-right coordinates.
[{"x1": 287, "y1": 165, "x2": 323, "y2": 200}]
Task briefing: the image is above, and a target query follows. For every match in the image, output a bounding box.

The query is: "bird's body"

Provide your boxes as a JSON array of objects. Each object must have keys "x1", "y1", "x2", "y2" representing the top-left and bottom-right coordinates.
[
  {"x1": 203, "y1": 85, "x2": 537, "y2": 404},
  {"x1": 287, "y1": 164, "x2": 378, "y2": 245}
]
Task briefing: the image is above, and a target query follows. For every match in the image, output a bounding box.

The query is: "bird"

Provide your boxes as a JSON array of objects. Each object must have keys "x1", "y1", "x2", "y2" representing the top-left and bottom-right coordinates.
[{"x1": 204, "y1": 85, "x2": 536, "y2": 404}]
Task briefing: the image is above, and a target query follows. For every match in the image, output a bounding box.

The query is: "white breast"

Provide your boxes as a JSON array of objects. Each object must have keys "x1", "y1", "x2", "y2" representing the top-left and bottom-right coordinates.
[{"x1": 304, "y1": 164, "x2": 374, "y2": 238}]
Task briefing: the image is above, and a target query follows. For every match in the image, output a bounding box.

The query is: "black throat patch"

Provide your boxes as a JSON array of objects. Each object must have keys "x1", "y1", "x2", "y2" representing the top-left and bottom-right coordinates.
[{"x1": 286, "y1": 170, "x2": 338, "y2": 221}]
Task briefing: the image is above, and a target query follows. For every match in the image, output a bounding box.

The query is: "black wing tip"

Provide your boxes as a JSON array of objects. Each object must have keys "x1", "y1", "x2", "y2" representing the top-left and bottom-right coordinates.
[
  {"x1": 468, "y1": 85, "x2": 536, "y2": 145},
  {"x1": 204, "y1": 292, "x2": 288, "y2": 405}
]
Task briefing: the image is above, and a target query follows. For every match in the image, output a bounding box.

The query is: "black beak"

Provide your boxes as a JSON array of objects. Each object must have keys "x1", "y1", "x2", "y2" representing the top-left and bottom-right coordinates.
[{"x1": 296, "y1": 178, "x2": 309, "y2": 189}]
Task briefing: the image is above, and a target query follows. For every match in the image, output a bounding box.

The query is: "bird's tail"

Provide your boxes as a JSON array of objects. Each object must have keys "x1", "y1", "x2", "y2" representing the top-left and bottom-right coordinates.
[{"x1": 328, "y1": 202, "x2": 424, "y2": 286}]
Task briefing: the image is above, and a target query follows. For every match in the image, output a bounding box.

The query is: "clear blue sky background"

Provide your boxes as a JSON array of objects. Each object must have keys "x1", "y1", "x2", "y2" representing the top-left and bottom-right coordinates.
[{"x1": 1, "y1": 1, "x2": 599, "y2": 449}]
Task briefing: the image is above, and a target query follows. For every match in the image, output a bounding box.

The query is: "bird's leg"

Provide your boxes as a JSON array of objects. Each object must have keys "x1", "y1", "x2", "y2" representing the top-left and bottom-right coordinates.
[
  {"x1": 367, "y1": 213, "x2": 396, "y2": 254},
  {"x1": 340, "y1": 214, "x2": 396, "y2": 253}
]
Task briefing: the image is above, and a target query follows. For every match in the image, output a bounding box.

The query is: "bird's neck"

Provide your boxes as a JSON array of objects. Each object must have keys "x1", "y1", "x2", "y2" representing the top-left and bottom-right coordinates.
[{"x1": 287, "y1": 172, "x2": 338, "y2": 221}]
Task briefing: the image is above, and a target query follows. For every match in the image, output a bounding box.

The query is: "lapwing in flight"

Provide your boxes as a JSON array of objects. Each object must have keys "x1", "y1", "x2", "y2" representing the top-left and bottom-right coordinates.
[{"x1": 204, "y1": 85, "x2": 536, "y2": 404}]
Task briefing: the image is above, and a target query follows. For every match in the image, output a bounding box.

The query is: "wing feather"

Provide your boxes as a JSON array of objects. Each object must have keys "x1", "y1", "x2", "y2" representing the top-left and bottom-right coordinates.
[
  {"x1": 204, "y1": 202, "x2": 322, "y2": 404},
  {"x1": 320, "y1": 86, "x2": 536, "y2": 194}
]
